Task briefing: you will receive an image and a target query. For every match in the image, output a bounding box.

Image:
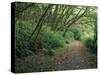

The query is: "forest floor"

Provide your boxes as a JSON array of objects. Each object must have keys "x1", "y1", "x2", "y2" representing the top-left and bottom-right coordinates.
[{"x1": 53, "y1": 40, "x2": 97, "y2": 70}]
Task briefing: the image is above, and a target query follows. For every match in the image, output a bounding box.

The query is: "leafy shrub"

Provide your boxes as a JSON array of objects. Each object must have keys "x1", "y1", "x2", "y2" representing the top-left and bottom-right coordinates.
[
  {"x1": 42, "y1": 48, "x2": 48, "y2": 55},
  {"x1": 42, "y1": 48, "x2": 55, "y2": 56},
  {"x1": 69, "y1": 25, "x2": 81, "y2": 40},
  {"x1": 47, "y1": 50, "x2": 55, "y2": 56},
  {"x1": 64, "y1": 31, "x2": 75, "y2": 43},
  {"x1": 29, "y1": 37, "x2": 43, "y2": 53},
  {"x1": 85, "y1": 38, "x2": 97, "y2": 54},
  {"x1": 16, "y1": 20, "x2": 65, "y2": 57},
  {"x1": 16, "y1": 21, "x2": 33, "y2": 57},
  {"x1": 40, "y1": 31, "x2": 65, "y2": 49},
  {"x1": 73, "y1": 31, "x2": 80, "y2": 40},
  {"x1": 16, "y1": 30, "x2": 33, "y2": 57}
]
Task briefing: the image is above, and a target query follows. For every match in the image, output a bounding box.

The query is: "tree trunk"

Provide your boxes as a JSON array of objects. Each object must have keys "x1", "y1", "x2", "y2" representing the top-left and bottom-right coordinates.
[{"x1": 28, "y1": 4, "x2": 52, "y2": 41}]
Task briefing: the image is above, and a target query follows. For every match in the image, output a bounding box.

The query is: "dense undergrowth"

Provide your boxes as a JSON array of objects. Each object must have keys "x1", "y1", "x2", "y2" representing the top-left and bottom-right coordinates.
[
  {"x1": 15, "y1": 20, "x2": 76, "y2": 72},
  {"x1": 16, "y1": 21, "x2": 72, "y2": 57}
]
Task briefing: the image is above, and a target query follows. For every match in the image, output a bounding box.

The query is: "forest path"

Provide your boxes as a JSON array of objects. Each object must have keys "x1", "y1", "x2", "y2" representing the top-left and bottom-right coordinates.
[{"x1": 53, "y1": 40, "x2": 96, "y2": 70}]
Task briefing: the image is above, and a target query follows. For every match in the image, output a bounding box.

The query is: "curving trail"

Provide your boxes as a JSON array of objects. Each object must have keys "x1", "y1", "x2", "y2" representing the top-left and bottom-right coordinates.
[{"x1": 53, "y1": 40, "x2": 97, "y2": 70}]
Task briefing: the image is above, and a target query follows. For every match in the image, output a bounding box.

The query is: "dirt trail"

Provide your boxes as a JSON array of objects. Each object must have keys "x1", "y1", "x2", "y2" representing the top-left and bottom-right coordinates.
[{"x1": 53, "y1": 40, "x2": 96, "y2": 70}]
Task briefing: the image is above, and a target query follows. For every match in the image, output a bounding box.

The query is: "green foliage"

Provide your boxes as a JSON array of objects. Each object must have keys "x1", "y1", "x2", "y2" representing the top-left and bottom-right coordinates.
[
  {"x1": 69, "y1": 25, "x2": 81, "y2": 40},
  {"x1": 64, "y1": 31, "x2": 75, "y2": 43},
  {"x1": 47, "y1": 50, "x2": 55, "y2": 56},
  {"x1": 42, "y1": 48, "x2": 55, "y2": 56},
  {"x1": 29, "y1": 37, "x2": 43, "y2": 53},
  {"x1": 85, "y1": 38, "x2": 97, "y2": 54},
  {"x1": 16, "y1": 21, "x2": 33, "y2": 57},
  {"x1": 16, "y1": 35, "x2": 32, "y2": 57},
  {"x1": 41, "y1": 31, "x2": 65, "y2": 49},
  {"x1": 16, "y1": 20, "x2": 66, "y2": 57},
  {"x1": 42, "y1": 48, "x2": 48, "y2": 55},
  {"x1": 27, "y1": 31, "x2": 65, "y2": 56}
]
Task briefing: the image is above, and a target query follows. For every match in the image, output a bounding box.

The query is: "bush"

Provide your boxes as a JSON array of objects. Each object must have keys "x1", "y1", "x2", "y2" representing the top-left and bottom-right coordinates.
[
  {"x1": 16, "y1": 30, "x2": 33, "y2": 57},
  {"x1": 16, "y1": 35, "x2": 32, "y2": 57},
  {"x1": 85, "y1": 38, "x2": 97, "y2": 54},
  {"x1": 16, "y1": 20, "x2": 66, "y2": 57},
  {"x1": 64, "y1": 31, "x2": 75, "y2": 43},
  {"x1": 42, "y1": 48, "x2": 55, "y2": 56},
  {"x1": 16, "y1": 21, "x2": 33, "y2": 57},
  {"x1": 42, "y1": 48, "x2": 48, "y2": 55},
  {"x1": 69, "y1": 25, "x2": 81, "y2": 40},
  {"x1": 41, "y1": 31, "x2": 65, "y2": 49},
  {"x1": 47, "y1": 50, "x2": 55, "y2": 56},
  {"x1": 29, "y1": 37, "x2": 43, "y2": 53},
  {"x1": 73, "y1": 31, "x2": 80, "y2": 40}
]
